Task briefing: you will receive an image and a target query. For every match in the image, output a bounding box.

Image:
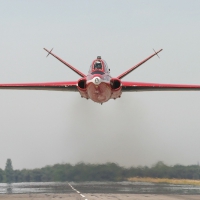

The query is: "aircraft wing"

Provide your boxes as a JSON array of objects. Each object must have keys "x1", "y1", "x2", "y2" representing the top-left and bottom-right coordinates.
[
  {"x1": 0, "y1": 81, "x2": 78, "y2": 91},
  {"x1": 121, "y1": 81, "x2": 200, "y2": 92}
]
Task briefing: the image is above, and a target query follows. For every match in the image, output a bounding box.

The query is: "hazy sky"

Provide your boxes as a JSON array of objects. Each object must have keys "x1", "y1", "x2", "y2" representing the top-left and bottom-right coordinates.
[{"x1": 1, "y1": 0, "x2": 200, "y2": 170}]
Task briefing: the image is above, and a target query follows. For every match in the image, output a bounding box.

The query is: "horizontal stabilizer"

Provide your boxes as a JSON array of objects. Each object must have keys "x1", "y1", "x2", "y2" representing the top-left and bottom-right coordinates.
[
  {"x1": 44, "y1": 48, "x2": 86, "y2": 78},
  {"x1": 117, "y1": 49, "x2": 163, "y2": 79}
]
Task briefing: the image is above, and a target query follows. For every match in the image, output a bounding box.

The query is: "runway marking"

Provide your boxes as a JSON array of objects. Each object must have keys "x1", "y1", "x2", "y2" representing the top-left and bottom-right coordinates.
[{"x1": 68, "y1": 183, "x2": 88, "y2": 199}]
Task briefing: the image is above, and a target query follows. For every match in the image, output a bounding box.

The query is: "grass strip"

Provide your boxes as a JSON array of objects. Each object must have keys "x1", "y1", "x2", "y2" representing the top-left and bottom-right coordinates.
[{"x1": 128, "y1": 177, "x2": 200, "y2": 185}]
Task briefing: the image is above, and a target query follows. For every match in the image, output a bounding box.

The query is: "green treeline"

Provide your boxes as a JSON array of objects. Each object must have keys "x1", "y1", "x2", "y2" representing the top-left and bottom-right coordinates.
[{"x1": 1, "y1": 160, "x2": 200, "y2": 183}]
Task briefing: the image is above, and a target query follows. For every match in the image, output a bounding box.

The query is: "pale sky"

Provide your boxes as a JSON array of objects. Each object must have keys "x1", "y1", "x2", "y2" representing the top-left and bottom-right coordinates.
[{"x1": 0, "y1": 0, "x2": 200, "y2": 170}]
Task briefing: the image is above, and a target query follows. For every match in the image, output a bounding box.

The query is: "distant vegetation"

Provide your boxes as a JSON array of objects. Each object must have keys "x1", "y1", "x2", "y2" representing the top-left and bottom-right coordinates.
[
  {"x1": 128, "y1": 177, "x2": 200, "y2": 185},
  {"x1": 1, "y1": 160, "x2": 200, "y2": 183}
]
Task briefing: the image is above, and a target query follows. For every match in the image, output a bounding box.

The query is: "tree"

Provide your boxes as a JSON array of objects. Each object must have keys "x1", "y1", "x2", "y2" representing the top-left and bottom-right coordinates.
[
  {"x1": 0, "y1": 168, "x2": 4, "y2": 183},
  {"x1": 5, "y1": 159, "x2": 14, "y2": 183}
]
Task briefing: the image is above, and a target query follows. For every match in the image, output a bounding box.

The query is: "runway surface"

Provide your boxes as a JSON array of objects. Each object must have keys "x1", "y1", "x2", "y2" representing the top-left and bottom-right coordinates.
[
  {"x1": 0, "y1": 182, "x2": 200, "y2": 199},
  {"x1": 0, "y1": 193, "x2": 200, "y2": 200}
]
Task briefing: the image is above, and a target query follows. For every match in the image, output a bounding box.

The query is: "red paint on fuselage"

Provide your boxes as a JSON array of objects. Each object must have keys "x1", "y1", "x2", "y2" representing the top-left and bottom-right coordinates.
[
  {"x1": 87, "y1": 82, "x2": 111, "y2": 103},
  {"x1": 76, "y1": 57, "x2": 122, "y2": 103},
  {"x1": 84, "y1": 58, "x2": 113, "y2": 103}
]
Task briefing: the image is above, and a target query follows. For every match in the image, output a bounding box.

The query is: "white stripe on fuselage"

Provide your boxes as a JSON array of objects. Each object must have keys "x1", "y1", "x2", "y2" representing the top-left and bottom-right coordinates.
[{"x1": 87, "y1": 76, "x2": 110, "y2": 86}]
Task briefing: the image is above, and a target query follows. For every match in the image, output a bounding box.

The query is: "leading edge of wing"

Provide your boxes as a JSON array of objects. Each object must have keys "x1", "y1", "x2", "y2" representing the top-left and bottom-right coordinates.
[
  {"x1": 122, "y1": 81, "x2": 200, "y2": 92},
  {"x1": 0, "y1": 81, "x2": 78, "y2": 91}
]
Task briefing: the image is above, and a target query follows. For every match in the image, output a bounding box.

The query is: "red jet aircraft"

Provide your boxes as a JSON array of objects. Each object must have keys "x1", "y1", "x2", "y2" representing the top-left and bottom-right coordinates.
[{"x1": 1, "y1": 48, "x2": 200, "y2": 104}]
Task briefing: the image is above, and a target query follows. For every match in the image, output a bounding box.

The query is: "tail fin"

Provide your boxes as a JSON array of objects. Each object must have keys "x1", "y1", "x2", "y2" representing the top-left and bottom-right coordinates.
[
  {"x1": 44, "y1": 48, "x2": 86, "y2": 78},
  {"x1": 117, "y1": 49, "x2": 163, "y2": 79}
]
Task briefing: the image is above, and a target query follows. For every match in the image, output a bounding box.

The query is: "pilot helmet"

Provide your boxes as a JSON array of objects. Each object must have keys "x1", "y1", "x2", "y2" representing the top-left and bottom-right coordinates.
[{"x1": 94, "y1": 61, "x2": 102, "y2": 69}]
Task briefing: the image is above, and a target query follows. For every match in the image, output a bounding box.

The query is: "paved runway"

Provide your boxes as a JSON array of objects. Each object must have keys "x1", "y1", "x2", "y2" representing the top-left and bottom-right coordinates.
[
  {"x1": 0, "y1": 182, "x2": 200, "y2": 199},
  {"x1": 0, "y1": 193, "x2": 200, "y2": 200}
]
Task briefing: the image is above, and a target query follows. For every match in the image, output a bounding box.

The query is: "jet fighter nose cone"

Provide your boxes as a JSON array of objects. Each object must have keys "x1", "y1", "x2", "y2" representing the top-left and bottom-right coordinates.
[
  {"x1": 93, "y1": 77, "x2": 101, "y2": 85},
  {"x1": 95, "y1": 77, "x2": 100, "y2": 84}
]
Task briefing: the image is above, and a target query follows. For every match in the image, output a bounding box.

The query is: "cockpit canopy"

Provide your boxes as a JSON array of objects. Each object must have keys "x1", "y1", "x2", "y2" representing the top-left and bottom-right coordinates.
[
  {"x1": 89, "y1": 56, "x2": 110, "y2": 74},
  {"x1": 94, "y1": 61, "x2": 102, "y2": 70}
]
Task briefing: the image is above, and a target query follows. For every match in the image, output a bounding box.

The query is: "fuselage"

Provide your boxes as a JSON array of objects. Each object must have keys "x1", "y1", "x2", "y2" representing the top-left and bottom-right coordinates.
[
  {"x1": 3, "y1": 48, "x2": 199, "y2": 105},
  {"x1": 77, "y1": 56, "x2": 122, "y2": 104}
]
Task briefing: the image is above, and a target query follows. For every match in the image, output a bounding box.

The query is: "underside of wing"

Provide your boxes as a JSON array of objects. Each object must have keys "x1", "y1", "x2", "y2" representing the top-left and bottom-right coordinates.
[
  {"x1": 122, "y1": 81, "x2": 200, "y2": 92},
  {"x1": 0, "y1": 81, "x2": 78, "y2": 91}
]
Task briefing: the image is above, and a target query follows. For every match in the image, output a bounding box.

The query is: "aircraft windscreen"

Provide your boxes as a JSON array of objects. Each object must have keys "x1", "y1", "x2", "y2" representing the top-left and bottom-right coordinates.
[
  {"x1": 102, "y1": 60, "x2": 109, "y2": 73},
  {"x1": 94, "y1": 62, "x2": 102, "y2": 70}
]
